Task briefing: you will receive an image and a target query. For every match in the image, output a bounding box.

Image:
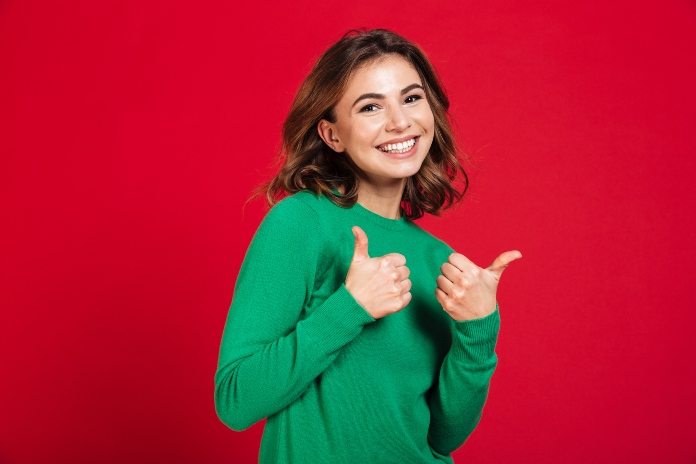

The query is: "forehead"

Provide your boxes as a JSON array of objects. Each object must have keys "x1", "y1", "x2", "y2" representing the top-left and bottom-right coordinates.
[{"x1": 340, "y1": 55, "x2": 422, "y2": 100}]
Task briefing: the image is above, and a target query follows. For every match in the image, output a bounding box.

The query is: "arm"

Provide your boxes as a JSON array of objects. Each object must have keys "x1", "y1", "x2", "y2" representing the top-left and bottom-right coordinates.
[
  {"x1": 428, "y1": 245, "x2": 520, "y2": 454},
  {"x1": 214, "y1": 197, "x2": 373, "y2": 431},
  {"x1": 427, "y1": 307, "x2": 500, "y2": 454}
]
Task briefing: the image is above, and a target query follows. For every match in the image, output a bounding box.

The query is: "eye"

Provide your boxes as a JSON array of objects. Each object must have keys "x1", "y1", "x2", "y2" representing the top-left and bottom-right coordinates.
[
  {"x1": 404, "y1": 94, "x2": 423, "y2": 104},
  {"x1": 359, "y1": 104, "x2": 379, "y2": 113}
]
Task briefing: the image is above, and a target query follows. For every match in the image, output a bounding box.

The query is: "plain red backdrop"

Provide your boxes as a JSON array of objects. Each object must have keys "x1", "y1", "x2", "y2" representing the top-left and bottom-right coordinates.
[{"x1": 1, "y1": 0, "x2": 695, "y2": 463}]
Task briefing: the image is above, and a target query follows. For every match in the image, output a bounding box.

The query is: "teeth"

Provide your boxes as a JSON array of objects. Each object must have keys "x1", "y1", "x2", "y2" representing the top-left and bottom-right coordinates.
[{"x1": 378, "y1": 138, "x2": 416, "y2": 153}]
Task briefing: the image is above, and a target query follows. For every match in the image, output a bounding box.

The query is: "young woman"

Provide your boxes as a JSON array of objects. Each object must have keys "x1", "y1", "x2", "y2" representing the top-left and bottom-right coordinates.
[{"x1": 215, "y1": 29, "x2": 521, "y2": 463}]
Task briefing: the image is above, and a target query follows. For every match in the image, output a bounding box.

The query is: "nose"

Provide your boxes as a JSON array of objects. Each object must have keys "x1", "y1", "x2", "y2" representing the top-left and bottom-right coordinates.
[{"x1": 385, "y1": 104, "x2": 411, "y2": 132}]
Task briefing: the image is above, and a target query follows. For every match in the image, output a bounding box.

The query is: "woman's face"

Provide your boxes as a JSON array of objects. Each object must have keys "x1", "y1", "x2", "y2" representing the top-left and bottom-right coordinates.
[{"x1": 319, "y1": 55, "x2": 435, "y2": 187}]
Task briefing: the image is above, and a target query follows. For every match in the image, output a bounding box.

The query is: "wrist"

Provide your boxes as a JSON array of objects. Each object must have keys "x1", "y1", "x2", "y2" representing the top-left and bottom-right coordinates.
[{"x1": 449, "y1": 302, "x2": 497, "y2": 322}]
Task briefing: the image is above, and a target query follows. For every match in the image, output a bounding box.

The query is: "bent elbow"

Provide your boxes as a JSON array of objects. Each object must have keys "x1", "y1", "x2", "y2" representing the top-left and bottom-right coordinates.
[
  {"x1": 214, "y1": 384, "x2": 258, "y2": 432},
  {"x1": 215, "y1": 405, "x2": 254, "y2": 432}
]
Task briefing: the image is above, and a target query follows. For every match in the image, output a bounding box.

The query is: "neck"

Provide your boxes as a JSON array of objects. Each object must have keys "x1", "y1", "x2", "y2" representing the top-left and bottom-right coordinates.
[{"x1": 355, "y1": 179, "x2": 406, "y2": 220}]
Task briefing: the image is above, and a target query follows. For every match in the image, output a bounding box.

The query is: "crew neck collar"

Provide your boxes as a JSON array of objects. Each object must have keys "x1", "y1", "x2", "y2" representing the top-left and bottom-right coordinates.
[
  {"x1": 352, "y1": 201, "x2": 410, "y2": 231},
  {"x1": 329, "y1": 188, "x2": 410, "y2": 231}
]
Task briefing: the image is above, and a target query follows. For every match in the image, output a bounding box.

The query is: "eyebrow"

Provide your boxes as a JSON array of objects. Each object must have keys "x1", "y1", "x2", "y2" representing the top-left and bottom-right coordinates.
[{"x1": 351, "y1": 83, "x2": 424, "y2": 108}]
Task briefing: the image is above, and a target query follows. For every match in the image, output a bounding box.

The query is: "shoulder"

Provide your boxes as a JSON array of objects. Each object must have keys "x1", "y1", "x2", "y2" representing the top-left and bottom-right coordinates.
[
  {"x1": 253, "y1": 191, "x2": 329, "y2": 251},
  {"x1": 242, "y1": 193, "x2": 328, "y2": 274},
  {"x1": 260, "y1": 191, "x2": 323, "y2": 228},
  {"x1": 289, "y1": 189, "x2": 337, "y2": 216},
  {"x1": 266, "y1": 190, "x2": 344, "y2": 229}
]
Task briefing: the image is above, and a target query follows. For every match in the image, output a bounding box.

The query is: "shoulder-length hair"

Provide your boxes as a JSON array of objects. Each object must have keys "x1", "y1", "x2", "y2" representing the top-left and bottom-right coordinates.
[{"x1": 253, "y1": 29, "x2": 468, "y2": 220}]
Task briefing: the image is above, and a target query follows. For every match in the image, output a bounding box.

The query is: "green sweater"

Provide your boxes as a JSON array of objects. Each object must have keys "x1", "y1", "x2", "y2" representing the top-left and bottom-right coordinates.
[{"x1": 215, "y1": 190, "x2": 500, "y2": 463}]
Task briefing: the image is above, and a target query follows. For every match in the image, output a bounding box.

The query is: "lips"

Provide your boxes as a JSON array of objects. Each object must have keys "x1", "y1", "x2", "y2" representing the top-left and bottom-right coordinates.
[
  {"x1": 374, "y1": 136, "x2": 421, "y2": 160},
  {"x1": 377, "y1": 136, "x2": 418, "y2": 154}
]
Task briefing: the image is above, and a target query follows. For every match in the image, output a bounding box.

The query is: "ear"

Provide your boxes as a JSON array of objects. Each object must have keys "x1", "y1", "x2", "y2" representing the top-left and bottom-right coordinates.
[{"x1": 317, "y1": 120, "x2": 345, "y2": 153}]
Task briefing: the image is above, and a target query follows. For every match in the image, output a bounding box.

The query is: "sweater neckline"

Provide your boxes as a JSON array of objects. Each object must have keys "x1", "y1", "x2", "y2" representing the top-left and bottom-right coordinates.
[
  {"x1": 351, "y1": 201, "x2": 410, "y2": 231},
  {"x1": 328, "y1": 189, "x2": 410, "y2": 231}
]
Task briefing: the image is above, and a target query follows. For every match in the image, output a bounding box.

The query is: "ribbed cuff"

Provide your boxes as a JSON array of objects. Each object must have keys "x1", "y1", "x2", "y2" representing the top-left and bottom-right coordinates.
[
  {"x1": 298, "y1": 284, "x2": 375, "y2": 355},
  {"x1": 449, "y1": 305, "x2": 500, "y2": 364}
]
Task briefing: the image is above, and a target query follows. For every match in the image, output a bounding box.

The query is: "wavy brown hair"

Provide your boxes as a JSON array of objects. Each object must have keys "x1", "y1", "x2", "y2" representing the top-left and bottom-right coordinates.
[{"x1": 252, "y1": 29, "x2": 468, "y2": 220}]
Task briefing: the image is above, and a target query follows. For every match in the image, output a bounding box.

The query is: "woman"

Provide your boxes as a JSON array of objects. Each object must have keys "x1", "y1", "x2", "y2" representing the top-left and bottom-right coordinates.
[{"x1": 215, "y1": 29, "x2": 521, "y2": 463}]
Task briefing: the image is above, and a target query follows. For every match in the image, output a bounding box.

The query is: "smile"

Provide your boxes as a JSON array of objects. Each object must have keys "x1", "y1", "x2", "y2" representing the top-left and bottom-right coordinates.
[{"x1": 377, "y1": 137, "x2": 417, "y2": 154}]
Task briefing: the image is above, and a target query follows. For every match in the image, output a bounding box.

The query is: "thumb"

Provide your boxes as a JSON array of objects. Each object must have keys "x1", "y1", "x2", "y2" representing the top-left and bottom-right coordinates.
[
  {"x1": 487, "y1": 250, "x2": 522, "y2": 280},
  {"x1": 351, "y1": 226, "x2": 370, "y2": 262}
]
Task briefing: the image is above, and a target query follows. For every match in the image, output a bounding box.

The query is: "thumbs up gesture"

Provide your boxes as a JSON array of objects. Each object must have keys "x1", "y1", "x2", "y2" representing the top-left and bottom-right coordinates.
[
  {"x1": 345, "y1": 226, "x2": 412, "y2": 319},
  {"x1": 435, "y1": 250, "x2": 522, "y2": 321}
]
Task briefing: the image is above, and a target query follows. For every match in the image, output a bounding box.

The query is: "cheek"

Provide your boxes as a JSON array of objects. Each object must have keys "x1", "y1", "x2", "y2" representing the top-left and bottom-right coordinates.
[
  {"x1": 420, "y1": 107, "x2": 435, "y2": 132},
  {"x1": 346, "y1": 121, "x2": 382, "y2": 150},
  {"x1": 361, "y1": 117, "x2": 385, "y2": 135}
]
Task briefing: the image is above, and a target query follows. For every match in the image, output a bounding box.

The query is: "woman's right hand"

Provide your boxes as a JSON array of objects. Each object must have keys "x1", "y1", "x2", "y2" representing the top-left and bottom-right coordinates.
[{"x1": 344, "y1": 226, "x2": 412, "y2": 319}]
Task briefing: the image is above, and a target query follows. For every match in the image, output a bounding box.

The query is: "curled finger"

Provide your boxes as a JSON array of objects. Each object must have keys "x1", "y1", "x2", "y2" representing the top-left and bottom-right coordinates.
[
  {"x1": 434, "y1": 287, "x2": 449, "y2": 309},
  {"x1": 436, "y1": 274, "x2": 454, "y2": 297},
  {"x1": 384, "y1": 252, "x2": 407, "y2": 267},
  {"x1": 440, "y1": 262, "x2": 461, "y2": 283}
]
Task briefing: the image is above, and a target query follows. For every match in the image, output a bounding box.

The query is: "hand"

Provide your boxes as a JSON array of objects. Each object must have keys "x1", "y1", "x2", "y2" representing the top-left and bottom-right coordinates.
[
  {"x1": 435, "y1": 250, "x2": 522, "y2": 321},
  {"x1": 345, "y1": 226, "x2": 412, "y2": 319}
]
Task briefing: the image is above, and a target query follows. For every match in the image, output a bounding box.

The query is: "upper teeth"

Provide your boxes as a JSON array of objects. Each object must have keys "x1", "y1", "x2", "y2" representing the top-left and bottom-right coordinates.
[{"x1": 379, "y1": 138, "x2": 416, "y2": 153}]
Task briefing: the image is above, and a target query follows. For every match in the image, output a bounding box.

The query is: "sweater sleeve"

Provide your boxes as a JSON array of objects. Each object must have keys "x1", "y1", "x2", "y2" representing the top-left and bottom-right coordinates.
[
  {"x1": 214, "y1": 197, "x2": 374, "y2": 431},
  {"x1": 427, "y1": 306, "x2": 500, "y2": 455}
]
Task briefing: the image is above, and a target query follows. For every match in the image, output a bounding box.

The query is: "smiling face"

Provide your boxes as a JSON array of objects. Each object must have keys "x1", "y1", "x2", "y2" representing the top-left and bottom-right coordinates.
[{"x1": 318, "y1": 54, "x2": 435, "y2": 189}]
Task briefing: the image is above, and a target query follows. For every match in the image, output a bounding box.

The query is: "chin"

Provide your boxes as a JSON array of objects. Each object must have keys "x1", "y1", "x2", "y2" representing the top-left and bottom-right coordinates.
[
  {"x1": 393, "y1": 160, "x2": 426, "y2": 178},
  {"x1": 383, "y1": 169, "x2": 422, "y2": 182},
  {"x1": 359, "y1": 159, "x2": 426, "y2": 183}
]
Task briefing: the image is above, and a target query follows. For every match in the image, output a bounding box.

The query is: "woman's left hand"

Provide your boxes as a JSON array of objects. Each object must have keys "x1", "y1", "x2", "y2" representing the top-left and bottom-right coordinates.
[{"x1": 435, "y1": 250, "x2": 522, "y2": 321}]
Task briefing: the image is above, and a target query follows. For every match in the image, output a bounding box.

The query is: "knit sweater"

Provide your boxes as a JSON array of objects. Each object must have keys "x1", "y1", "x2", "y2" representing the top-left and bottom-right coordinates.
[{"x1": 215, "y1": 190, "x2": 500, "y2": 463}]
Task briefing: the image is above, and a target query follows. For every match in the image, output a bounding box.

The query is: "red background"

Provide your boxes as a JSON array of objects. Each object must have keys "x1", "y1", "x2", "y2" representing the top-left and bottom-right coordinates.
[{"x1": 2, "y1": 0, "x2": 695, "y2": 463}]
